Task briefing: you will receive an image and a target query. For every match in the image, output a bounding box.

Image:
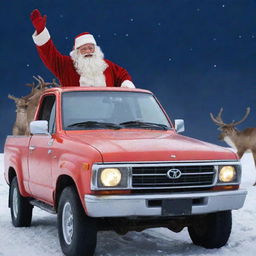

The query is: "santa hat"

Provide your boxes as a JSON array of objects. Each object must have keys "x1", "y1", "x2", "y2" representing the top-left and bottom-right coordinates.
[{"x1": 74, "y1": 32, "x2": 97, "y2": 49}]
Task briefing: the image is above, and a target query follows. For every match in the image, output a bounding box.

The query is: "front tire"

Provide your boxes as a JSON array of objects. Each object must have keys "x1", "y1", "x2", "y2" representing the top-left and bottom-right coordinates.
[
  {"x1": 57, "y1": 186, "x2": 97, "y2": 256},
  {"x1": 188, "y1": 211, "x2": 232, "y2": 248},
  {"x1": 10, "y1": 176, "x2": 33, "y2": 227}
]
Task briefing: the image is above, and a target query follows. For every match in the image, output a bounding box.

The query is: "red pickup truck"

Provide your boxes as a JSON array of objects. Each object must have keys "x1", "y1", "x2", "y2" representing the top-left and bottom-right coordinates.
[{"x1": 4, "y1": 87, "x2": 247, "y2": 256}]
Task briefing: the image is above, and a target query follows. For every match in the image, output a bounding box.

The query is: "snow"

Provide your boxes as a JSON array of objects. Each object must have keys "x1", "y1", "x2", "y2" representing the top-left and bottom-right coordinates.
[{"x1": 0, "y1": 152, "x2": 256, "y2": 256}]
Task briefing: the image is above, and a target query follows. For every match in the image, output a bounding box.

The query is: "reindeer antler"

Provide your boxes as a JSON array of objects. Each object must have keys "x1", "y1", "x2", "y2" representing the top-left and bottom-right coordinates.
[
  {"x1": 22, "y1": 81, "x2": 39, "y2": 100},
  {"x1": 210, "y1": 108, "x2": 226, "y2": 126},
  {"x1": 8, "y1": 94, "x2": 28, "y2": 107},
  {"x1": 25, "y1": 82, "x2": 36, "y2": 88},
  {"x1": 8, "y1": 94, "x2": 19, "y2": 102},
  {"x1": 232, "y1": 107, "x2": 250, "y2": 126},
  {"x1": 51, "y1": 78, "x2": 60, "y2": 87},
  {"x1": 210, "y1": 107, "x2": 250, "y2": 127},
  {"x1": 33, "y1": 75, "x2": 52, "y2": 89}
]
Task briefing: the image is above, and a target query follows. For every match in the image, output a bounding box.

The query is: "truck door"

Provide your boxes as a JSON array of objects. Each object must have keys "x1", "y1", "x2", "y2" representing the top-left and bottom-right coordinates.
[{"x1": 28, "y1": 94, "x2": 56, "y2": 204}]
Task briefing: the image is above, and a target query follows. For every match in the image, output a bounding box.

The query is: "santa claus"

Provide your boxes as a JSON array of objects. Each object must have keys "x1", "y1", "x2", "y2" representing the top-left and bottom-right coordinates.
[{"x1": 30, "y1": 9, "x2": 135, "y2": 88}]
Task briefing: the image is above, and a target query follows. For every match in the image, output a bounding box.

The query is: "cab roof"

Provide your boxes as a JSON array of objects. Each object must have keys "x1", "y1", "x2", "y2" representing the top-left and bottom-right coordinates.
[{"x1": 43, "y1": 86, "x2": 152, "y2": 94}]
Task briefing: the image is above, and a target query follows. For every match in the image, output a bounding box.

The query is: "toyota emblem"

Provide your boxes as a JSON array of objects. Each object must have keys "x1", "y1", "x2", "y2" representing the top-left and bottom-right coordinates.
[{"x1": 167, "y1": 168, "x2": 182, "y2": 179}]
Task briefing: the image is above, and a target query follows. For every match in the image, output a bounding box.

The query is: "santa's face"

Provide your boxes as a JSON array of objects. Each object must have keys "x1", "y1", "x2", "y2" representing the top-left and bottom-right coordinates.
[
  {"x1": 78, "y1": 43, "x2": 95, "y2": 57},
  {"x1": 70, "y1": 45, "x2": 108, "y2": 87}
]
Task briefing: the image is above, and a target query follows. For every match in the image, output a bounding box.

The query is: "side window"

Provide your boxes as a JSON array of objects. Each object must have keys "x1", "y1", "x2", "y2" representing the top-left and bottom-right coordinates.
[
  {"x1": 37, "y1": 95, "x2": 56, "y2": 134},
  {"x1": 48, "y1": 103, "x2": 56, "y2": 134}
]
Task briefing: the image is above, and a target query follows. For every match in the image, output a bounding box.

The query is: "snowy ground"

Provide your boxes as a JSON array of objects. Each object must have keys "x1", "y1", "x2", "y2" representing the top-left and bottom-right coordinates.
[{"x1": 0, "y1": 152, "x2": 256, "y2": 256}]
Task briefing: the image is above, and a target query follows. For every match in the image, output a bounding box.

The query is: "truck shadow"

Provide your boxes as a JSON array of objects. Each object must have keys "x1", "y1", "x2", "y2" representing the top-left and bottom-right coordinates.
[{"x1": 96, "y1": 230, "x2": 213, "y2": 256}]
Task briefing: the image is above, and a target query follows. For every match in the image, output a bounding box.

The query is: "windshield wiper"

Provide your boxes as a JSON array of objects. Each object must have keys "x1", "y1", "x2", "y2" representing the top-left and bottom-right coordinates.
[
  {"x1": 119, "y1": 121, "x2": 169, "y2": 130},
  {"x1": 67, "y1": 121, "x2": 121, "y2": 129},
  {"x1": 67, "y1": 120, "x2": 169, "y2": 130}
]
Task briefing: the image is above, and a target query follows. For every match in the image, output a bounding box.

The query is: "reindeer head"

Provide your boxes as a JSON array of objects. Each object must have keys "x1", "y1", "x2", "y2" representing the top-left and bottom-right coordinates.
[
  {"x1": 8, "y1": 94, "x2": 28, "y2": 109},
  {"x1": 210, "y1": 107, "x2": 250, "y2": 140}
]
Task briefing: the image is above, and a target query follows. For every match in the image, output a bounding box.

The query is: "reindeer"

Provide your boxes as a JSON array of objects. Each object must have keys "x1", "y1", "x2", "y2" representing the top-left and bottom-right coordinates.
[
  {"x1": 210, "y1": 107, "x2": 256, "y2": 168},
  {"x1": 8, "y1": 75, "x2": 60, "y2": 136},
  {"x1": 8, "y1": 94, "x2": 30, "y2": 135}
]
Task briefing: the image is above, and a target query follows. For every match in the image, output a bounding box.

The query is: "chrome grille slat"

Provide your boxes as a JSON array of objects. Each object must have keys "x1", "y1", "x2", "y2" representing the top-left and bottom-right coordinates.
[
  {"x1": 133, "y1": 173, "x2": 168, "y2": 176},
  {"x1": 132, "y1": 181, "x2": 212, "y2": 186},
  {"x1": 133, "y1": 172, "x2": 214, "y2": 176},
  {"x1": 181, "y1": 172, "x2": 214, "y2": 175}
]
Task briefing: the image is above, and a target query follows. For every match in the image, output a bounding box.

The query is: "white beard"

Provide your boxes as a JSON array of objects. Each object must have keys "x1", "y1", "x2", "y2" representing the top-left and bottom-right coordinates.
[{"x1": 70, "y1": 46, "x2": 108, "y2": 87}]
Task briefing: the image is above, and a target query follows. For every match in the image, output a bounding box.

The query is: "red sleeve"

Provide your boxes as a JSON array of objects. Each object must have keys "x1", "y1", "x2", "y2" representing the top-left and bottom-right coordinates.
[
  {"x1": 36, "y1": 40, "x2": 69, "y2": 79},
  {"x1": 105, "y1": 59, "x2": 132, "y2": 87}
]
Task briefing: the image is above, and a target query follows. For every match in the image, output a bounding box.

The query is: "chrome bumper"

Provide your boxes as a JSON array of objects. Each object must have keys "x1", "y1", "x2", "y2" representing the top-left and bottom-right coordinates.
[{"x1": 85, "y1": 189, "x2": 247, "y2": 217}]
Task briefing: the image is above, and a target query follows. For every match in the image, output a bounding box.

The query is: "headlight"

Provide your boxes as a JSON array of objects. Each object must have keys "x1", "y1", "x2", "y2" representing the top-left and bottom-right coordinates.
[
  {"x1": 100, "y1": 168, "x2": 122, "y2": 187},
  {"x1": 92, "y1": 165, "x2": 130, "y2": 190},
  {"x1": 219, "y1": 166, "x2": 236, "y2": 182}
]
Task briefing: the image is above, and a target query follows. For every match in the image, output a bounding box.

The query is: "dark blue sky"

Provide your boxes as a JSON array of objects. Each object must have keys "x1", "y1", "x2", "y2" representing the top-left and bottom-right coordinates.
[{"x1": 1, "y1": 0, "x2": 256, "y2": 151}]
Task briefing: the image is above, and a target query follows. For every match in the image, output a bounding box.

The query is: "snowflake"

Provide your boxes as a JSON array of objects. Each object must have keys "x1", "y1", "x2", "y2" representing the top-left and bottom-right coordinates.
[
  {"x1": 213, "y1": 64, "x2": 217, "y2": 68},
  {"x1": 125, "y1": 33, "x2": 129, "y2": 37},
  {"x1": 26, "y1": 64, "x2": 30, "y2": 67},
  {"x1": 130, "y1": 18, "x2": 134, "y2": 22}
]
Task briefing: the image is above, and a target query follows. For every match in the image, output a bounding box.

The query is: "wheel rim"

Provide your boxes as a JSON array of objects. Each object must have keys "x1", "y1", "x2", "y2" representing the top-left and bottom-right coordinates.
[
  {"x1": 62, "y1": 202, "x2": 74, "y2": 245},
  {"x1": 12, "y1": 187, "x2": 18, "y2": 219}
]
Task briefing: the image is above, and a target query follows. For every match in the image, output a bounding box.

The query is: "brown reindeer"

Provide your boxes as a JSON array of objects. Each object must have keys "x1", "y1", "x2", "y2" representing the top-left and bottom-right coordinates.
[
  {"x1": 8, "y1": 94, "x2": 30, "y2": 135},
  {"x1": 8, "y1": 76, "x2": 60, "y2": 136},
  {"x1": 210, "y1": 107, "x2": 256, "y2": 167}
]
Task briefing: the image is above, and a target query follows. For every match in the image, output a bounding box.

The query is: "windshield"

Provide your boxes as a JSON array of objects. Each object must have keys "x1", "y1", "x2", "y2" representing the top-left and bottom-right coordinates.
[{"x1": 62, "y1": 91, "x2": 172, "y2": 130}]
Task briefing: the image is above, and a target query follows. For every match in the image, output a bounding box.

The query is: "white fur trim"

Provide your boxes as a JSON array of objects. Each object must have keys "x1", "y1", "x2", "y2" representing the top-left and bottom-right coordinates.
[
  {"x1": 121, "y1": 80, "x2": 135, "y2": 88},
  {"x1": 69, "y1": 50, "x2": 76, "y2": 58},
  {"x1": 75, "y1": 34, "x2": 96, "y2": 49},
  {"x1": 32, "y1": 27, "x2": 50, "y2": 46}
]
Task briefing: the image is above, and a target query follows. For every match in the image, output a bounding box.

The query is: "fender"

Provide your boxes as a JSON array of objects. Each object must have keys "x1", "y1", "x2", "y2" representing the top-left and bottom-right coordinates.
[
  {"x1": 7, "y1": 156, "x2": 31, "y2": 198},
  {"x1": 4, "y1": 135, "x2": 31, "y2": 197},
  {"x1": 54, "y1": 158, "x2": 93, "y2": 213}
]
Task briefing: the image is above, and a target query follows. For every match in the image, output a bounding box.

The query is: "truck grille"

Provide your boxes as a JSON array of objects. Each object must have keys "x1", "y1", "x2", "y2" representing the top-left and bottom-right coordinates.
[{"x1": 132, "y1": 165, "x2": 215, "y2": 189}]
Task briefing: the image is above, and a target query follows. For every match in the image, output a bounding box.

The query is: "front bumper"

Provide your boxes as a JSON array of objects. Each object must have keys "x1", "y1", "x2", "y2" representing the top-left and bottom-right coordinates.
[{"x1": 85, "y1": 189, "x2": 247, "y2": 217}]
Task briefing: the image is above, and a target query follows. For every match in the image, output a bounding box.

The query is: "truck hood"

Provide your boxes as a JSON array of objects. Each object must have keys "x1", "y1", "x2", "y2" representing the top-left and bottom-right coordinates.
[{"x1": 66, "y1": 130, "x2": 237, "y2": 162}]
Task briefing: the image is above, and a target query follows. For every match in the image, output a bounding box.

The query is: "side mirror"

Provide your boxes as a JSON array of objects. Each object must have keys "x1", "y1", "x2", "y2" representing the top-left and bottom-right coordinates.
[
  {"x1": 30, "y1": 120, "x2": 49, "y2": 135},
  {"x1": 175, "y1": 119, "x2": 185, "y2": 133}
]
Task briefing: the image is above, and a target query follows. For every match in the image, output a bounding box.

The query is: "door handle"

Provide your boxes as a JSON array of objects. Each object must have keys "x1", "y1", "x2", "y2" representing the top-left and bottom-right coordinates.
[
  {"x1": 48, "y1": 149, "x2": 56, "y2": 159},
  {"x1": 29, "y1": 146, "x2": 36, "y2": 151}
]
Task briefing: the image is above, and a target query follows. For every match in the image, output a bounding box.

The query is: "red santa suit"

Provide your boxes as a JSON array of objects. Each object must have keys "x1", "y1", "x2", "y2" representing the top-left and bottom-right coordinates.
[{"x1": 32, "y1": 28, "x2": 135, "y2": 88}]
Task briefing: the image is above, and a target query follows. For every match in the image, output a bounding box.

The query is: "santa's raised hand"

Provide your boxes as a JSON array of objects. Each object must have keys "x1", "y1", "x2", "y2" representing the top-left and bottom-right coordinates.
[{"x1": 30, "y1": 9, "x2": 47, "y2": 34}]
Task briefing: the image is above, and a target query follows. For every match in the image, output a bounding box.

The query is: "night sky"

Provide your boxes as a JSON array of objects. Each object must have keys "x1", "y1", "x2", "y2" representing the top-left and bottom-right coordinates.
[{"x1": 1, "y1": 0, "x2": 256, "y2": 151}]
